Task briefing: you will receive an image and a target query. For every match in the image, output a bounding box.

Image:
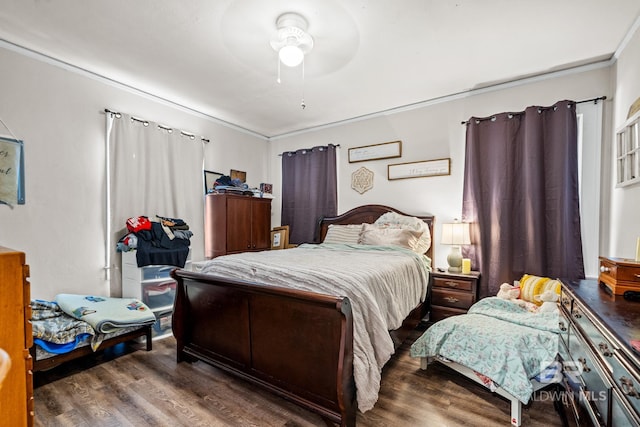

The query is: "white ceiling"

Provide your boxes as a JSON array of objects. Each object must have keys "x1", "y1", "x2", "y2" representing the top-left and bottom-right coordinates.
[{"x1": 1, "y1": 0, "x2": 639, "y2": 139}]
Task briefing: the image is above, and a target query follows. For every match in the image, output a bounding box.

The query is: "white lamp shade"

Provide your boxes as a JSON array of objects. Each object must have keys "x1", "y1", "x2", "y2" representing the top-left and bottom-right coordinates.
[
  {"x1": 441, "y1": 222, "x2": 471, "y2": 245},
  {"x1": 279, "y1": 45, "x2": 304, "y2": 67}
]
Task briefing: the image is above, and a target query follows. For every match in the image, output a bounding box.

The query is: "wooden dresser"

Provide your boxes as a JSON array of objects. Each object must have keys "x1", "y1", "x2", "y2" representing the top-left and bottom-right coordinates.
[
  {"x1": 559, "y1": 279, "x2": 640, "y2": 426},
  {"x1": 204, "y1": 193, "x2": 272, "y2": 259},
  {"x1": 599, "y1": 256, "x2": 640, "y2": 295},
  {"x1": 429, "y1": 270, "x2": 480, "y2": 323},
  {"x1": 0, "y1": 246, "x2": 33, "y2": 426}
]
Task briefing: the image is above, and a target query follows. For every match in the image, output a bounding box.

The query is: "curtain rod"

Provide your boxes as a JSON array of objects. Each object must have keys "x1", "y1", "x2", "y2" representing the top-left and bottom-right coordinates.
[
  {"x1": 104, "y1": 108, "x2": 210, "y2": 143},
  {"x1": 460, "y1": 96, "x2": 607, "y2": 125},
  {"x1": 278, "y1": 144, "x2": 340, "y2": 156}
]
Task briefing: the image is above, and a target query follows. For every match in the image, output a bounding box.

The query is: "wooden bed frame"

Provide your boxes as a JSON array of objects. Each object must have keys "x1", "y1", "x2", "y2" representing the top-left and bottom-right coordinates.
[
  {"x1": 171, "y1": 204, "x2": 434, "y2": 426},
  {"x1": 30, "y1": 325, "x2": 152, "y2": 372}
]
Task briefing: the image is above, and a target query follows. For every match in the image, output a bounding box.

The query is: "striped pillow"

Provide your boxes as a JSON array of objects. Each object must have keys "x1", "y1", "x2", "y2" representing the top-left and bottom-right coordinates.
[
  {"x1": 518, "y1": 274, "x2": 562, "y2": 306},
  {"x1": 323, "y1": 224, "x2": 364, "y2": 244}
]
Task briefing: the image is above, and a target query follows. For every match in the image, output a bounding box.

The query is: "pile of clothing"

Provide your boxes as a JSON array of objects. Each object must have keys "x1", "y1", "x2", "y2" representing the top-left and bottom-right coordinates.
[
  {"x1": 209, "y1": 174, "x2": 253, "y2": 195},
  {"x1": 117, "y1": 215, "x2": 192, "y2": 267}
]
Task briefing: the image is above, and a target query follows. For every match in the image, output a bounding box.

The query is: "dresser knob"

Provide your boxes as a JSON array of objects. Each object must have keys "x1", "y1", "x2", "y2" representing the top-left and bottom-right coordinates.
[
  {"x1": 578, "y1": 357, "x2": 591, "y2": 373},
  {"x1": 620, "y1": 377, "x2": 640, "y2": 398},
  {"x1": 444, "y1": 281, "x2": 459, "y2": 288},
  {"x1": 600, "y1": 265, "x2": 610, "y2": 273},
  {"x1": 598, "y1": 342, "x2": 613, "y2": 357},
  {"x1": 444, "y1": 296, "x2": 460, "y2": 304}
]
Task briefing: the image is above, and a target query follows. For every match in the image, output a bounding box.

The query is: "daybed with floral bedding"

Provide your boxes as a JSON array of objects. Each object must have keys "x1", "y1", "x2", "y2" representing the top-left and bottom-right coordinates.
[{"x1": 411, "y1": 276, "x2": 566, "y2": 427}]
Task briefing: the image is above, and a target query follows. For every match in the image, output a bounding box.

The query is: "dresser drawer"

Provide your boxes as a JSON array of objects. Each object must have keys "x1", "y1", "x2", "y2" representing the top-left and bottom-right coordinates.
[
  {"x1": 599, "y1": 257, "x2": 640, "y2": 295},
  {"x1": 565, "y1": 322, "x2": 611, "y2": 425},
  {"x1": 433, "y1": 277, "x2": 473, "y2": 291},
  {"x1": 570, "y1": 303, "x2": 617, "y2": 363},
  {"x1": 432, "y1": 288, "x2": 474, "y2": 310},
  {"x1": 611, "y1": 350, "x2": 640, "y2": 418},
  {"x1": 612, "y1": 387, "x2": 640, "y2": 427},
  {"x1": 600, "y1": 258, "x2": 640, "y2": 283}
]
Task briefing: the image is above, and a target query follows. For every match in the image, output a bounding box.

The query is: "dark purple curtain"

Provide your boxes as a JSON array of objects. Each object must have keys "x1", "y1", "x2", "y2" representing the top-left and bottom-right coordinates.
[
  {"x1": 281, "y1": 144, "x2": 337, "y2": 244},
  {"x1": 462, "y1": 100, "x2": 584, "y2": 298}
]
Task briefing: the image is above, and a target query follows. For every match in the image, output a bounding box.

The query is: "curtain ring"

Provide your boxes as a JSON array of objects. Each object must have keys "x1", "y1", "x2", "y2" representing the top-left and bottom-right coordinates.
[
  {"x1": 475, "y1": 119, "x2": 480, "y2": 124},
  {"x1": 490, "y1": 116, "x2": 496, "y2": 122},
  {"x1": 507, "y1": 114, "x2": 513, "y2": 119}
]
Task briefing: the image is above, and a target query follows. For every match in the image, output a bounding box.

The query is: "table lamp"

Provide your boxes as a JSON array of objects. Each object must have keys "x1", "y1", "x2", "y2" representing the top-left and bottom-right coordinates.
[{"x1": 441, "y1": 220, "x2": 471, "y2": 273}]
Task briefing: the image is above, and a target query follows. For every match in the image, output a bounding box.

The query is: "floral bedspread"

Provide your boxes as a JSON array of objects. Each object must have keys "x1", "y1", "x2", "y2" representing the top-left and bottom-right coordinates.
[{"x1": 410, "y1": 297, "x2": 560, "y2": 403}]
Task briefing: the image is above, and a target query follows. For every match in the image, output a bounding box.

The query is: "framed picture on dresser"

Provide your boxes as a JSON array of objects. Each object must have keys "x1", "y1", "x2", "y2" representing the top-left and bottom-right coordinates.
[
  {"x1": 270, "y1": 226, "x2": 289, "y2": 250},
  {"x1": 203, "y1": 170, "x2": 223, "y2": 194}
]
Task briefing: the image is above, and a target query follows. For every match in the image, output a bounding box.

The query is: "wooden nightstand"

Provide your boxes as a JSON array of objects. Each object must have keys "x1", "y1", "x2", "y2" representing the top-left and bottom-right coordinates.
[
  {"x1": 429, "y1": 270, "x2": 480, "y2": 323},
  {"x1": 598, "y1": 256, "x2": 640, "y2": 295}
]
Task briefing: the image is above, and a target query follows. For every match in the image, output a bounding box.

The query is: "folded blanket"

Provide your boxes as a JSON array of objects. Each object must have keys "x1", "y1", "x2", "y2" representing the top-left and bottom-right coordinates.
[
  {"x1": 55, "y1": 294, "x2": 157, "y2": 334},
  {"x1": 31, "y1": 299, "x2": 96, "y2": 344}
]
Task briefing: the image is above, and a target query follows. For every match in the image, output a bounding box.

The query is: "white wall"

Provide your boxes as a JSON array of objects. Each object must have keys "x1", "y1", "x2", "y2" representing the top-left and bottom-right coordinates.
[
  {"x1": 610, "y1": 27, "x2": 640, "y2": 259},
  {"x1": 0, "y1": 46, "x2": 268, "y2": 300},
  {"x1": 269, "y1": 66, "x2": 614, "y2": 270},
  {"x1": 2, "y1": 36, "x2": 632, "y2": 299}
]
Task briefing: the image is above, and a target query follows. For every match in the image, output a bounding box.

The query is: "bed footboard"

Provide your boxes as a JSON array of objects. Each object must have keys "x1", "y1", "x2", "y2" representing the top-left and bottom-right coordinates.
[{"x1": 171, "y1": 269, "x2": 356, "y2": 426}]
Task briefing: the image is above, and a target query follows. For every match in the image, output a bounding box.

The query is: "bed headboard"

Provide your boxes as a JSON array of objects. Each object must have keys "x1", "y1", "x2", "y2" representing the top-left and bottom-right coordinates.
[{"x1": 316, "y1": 204, "x2": 435, "y2": 261}]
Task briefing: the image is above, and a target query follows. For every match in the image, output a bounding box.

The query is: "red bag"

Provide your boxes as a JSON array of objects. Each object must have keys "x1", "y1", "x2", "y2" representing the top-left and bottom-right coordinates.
[{"x1": 126, "y1": 216, "x2": 152, "y2": 233}]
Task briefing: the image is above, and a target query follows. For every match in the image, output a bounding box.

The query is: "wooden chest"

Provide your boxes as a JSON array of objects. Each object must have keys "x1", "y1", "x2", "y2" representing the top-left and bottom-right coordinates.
[{"x1": 598, "y1": 256, "x2": 640, "y2": 295}]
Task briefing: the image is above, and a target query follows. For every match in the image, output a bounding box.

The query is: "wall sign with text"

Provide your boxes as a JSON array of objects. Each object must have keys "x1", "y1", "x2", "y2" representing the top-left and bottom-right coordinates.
[
  {"x1": 348, "y1": 140, "x2": 401, "y2": 163},
  {"x1": 387, "y1": 158, "x2": 450, "y2": 180}
]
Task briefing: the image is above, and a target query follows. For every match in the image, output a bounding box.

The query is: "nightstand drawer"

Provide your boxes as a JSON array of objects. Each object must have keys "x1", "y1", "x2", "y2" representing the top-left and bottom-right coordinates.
[
  {"x1": 433, "y1": 277, "x2": 473, "y2": 291},
  {"x1": 432, "y1": 288, "x2": 475, "y2": 310},
  {"x1": 430, "y1": 305, "x2": 466, "y2": 323}
]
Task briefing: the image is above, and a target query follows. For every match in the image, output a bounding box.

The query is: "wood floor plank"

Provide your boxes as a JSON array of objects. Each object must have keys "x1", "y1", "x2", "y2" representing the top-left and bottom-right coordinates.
[{"x1": 34, "y1": 331, "x2": 569, "y2": 427}]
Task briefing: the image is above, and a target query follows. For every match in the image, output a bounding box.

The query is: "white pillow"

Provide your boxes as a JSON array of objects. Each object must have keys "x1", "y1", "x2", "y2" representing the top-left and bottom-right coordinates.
[
  {"x1": 323, "y1": 223, "x2": 364, "y2": 244},
  {"x1": 359, "y1": 223, "x2": 422, "y2": 250},
  {"x1": 374, "y1": 211, "x2": 431, "y2": 254}
]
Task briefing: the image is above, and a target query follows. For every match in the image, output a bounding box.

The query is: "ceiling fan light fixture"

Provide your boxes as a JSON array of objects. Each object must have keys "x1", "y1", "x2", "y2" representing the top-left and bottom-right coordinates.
[
  {"x1": 279, "y1": 44, "x2": 304, "y2": 67},
  {"x1": 270, "y1": 12, "x2": 313, "y2": 68}
]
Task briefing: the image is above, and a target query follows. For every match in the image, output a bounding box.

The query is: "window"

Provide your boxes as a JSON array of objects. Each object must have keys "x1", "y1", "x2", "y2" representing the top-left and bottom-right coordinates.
[{"x1": 616, "y1": 111, "x2": 640, "y2": 187}]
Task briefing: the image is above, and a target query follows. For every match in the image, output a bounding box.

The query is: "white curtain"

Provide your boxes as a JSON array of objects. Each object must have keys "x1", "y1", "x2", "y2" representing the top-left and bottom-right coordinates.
[{"x1": 107, "y1": 113, "x2": 204, "y2": 296}]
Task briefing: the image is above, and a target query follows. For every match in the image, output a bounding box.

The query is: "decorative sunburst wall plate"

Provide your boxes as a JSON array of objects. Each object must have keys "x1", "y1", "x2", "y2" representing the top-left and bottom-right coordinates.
[{"x1": 351, "y1": 167, "x2": 373, "y2": 194}]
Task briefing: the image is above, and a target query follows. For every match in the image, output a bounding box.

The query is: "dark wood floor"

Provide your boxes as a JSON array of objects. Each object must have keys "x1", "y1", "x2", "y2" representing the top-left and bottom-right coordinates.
[{"x1": 33, "y1": 329, "x2": 568, "y2": 426}]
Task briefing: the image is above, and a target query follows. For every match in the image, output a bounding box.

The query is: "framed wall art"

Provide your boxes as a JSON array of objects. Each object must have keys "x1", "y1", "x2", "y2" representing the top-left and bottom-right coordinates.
[
  {"x1": 270, "y1": 225, "x2": 289, "y2": 250},
  {"x1": 387, "y1": 158, "x2": 451, "y2": 180},
  {"x1": 351, "y1": 166, "x2": 374, "y2": 194},
  {"x1": 203, "y1": 170, "x2": 223, "y2": 194},
  {"x1": 0, "y1": 137, "x2": 25, "y2": 206},
  {"x1": 348, "y1": 140, "x2": 402, "y2": 163},
  {"x1": 230, "y1": 169, "x2": 246, "y2": 183}
]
